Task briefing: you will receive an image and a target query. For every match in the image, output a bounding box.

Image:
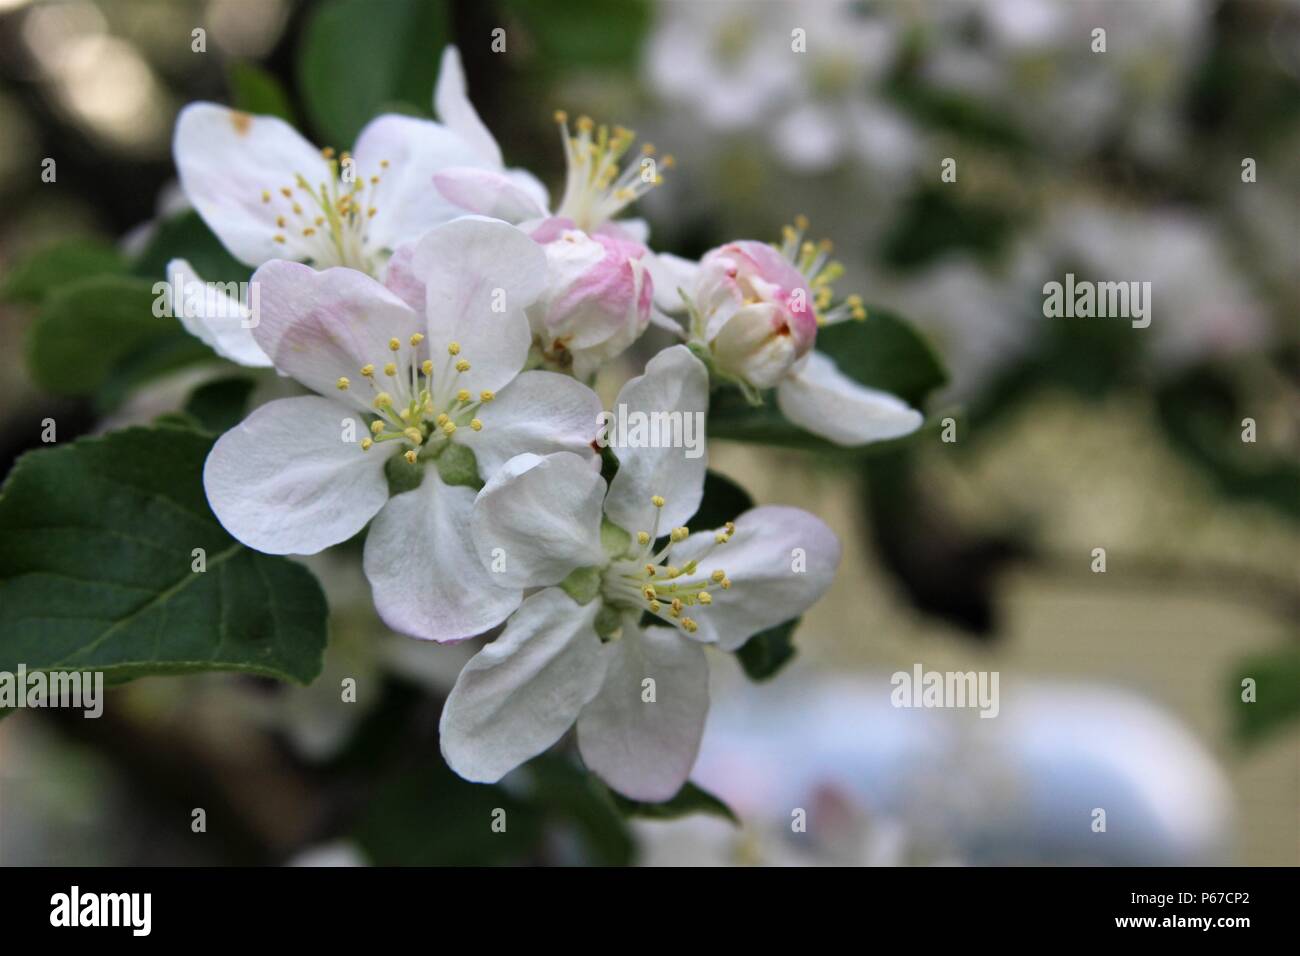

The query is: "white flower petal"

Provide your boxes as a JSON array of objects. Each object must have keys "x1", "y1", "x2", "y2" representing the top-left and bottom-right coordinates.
[
  {"x1": 672, "y1": 505, "x2": 841, "y2": 650},
  {"x1": 174, "y1": 102, "x2": 332, "y2": 267},
  {"x1": 577, "y1": 623, "x2": 709, "y2": 801},
  {"x1": 166, "y1": 259, "x2": 272, "y2": 367},
  {"x1": 203, "y1": 396, "x2": 391, "y2": 555},
  {"x1": 645, "y1": 251, "x2": 699, "y2": 314},
  {"x1": 776, "y1": 351, "x2": 924, "y2": 446},
  {"x1": 352, "y1": 113, "x2": 486, "y2": 253},
  {"x1": 472, "y1": 452, "x2": 607, "y2": 589},
  {"x1": 433, "y1": 45, "x2": 504, "y2": 169},
  {"x1": 412, "y1": 217, "x2": 546, "y2": 395},
  {"x1": 363, "y1": 467, "x2": 522, "y2": 643},
  {"x1": 457, "y1": 370, "x2": 602, "y2": 477},
  {"x1": 603, "y1": 344, "x2": 709, "y2": 535},
  {"x1": 432, "y1": 167, "x2": 548, "y2": 222},
  {"x1": 440, "y1": 588, "x2": 607, "y2": 783},
  {"x1": 249, "y1": 260, "x2": 423, "y2": 407}
]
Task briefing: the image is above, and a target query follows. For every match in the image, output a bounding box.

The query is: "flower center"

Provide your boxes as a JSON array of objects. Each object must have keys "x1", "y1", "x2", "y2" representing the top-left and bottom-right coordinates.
[
  {"x1": 338, "y1": 335, "x2": 492, "y2": 463},
  {"x1": 601, "y1": 494, "x2": 734, "y2": 636},
  {"x1": 259, "y1": 147, "x2": 389, "y2": 273},
  {"x1": 778, "y1": 215, "x2": 864, "y2": 325},
  {"x1": 552, "y1": 112, "x2": 673, "y2": 232}
]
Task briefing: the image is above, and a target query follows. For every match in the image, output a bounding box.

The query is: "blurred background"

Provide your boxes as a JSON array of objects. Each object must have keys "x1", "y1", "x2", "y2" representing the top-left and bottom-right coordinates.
[{"x1": 0, "y1": 0, "x2": 1296, "y2": 865}]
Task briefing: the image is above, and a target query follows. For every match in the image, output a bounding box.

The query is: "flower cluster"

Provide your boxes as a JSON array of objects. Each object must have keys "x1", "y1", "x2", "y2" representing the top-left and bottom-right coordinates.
[{"x1": 172, "y1": 47, "x2": 923, "y2": 799}]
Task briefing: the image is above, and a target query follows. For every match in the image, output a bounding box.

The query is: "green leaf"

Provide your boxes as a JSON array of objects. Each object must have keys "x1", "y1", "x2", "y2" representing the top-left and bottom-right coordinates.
[
  {"x1": 0, "y1": 427, "x2": 328, "y2": 684},
  {"x1": 604, "y1": 780, "x2": 739, "y2": 825},
  {"x1": 689, "y1": 470, "x2": 754, "y2": 531},
  {"x1": 298, "y1": 0, "x2": 449, "y2": 147},
  {"x1": 0, "y1": 238, "x2": 125, "y2": 305},
  {"x1": 227, "y1": 61, "x2": 295, "y2": 122},
  {"x1": 736, "y1": 618, "x2": 800, "y2": 681},
  {"x1": 817, "y1": 306, "x2": 948, "y2": 408},
  {"x1": 25, "y1": 276, "x2": 170, "y2": 395},
  {"x1": 184, "y1": 376, "x2": 256, "y2": 434},
  {"x1": 132, "y1": 211, "x2": 250, "y2": 286},
  {"x1": 1231, "y1": 650, "x2": 1300, "y2": 745},
  {"x1": 504, "y1": 0, "x2": 651, "y2": 70}
]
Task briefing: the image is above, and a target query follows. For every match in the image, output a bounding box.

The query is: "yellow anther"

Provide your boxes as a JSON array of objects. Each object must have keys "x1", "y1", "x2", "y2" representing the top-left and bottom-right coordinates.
[
  {"x1": 577, "y1": 115, "x2": 594, "y2": 132},
  {"x1": 795, "y1": 214, "x2": 809, "y2": 231},
  {"x1": 651, "y1": 495, "x2": 665, "y2": 508},
  {"x1": 671, "y1": 598, "x2": 683, "y2": 613},
  {"x1": 435, "y1": 413, "x2": 449, "y2": 426},
  {"x1": 370, "y1": 175, "x2": 380, "y2": 185},
  {"x1": 373, "y1": 392, "x2": 392, "y2": 409},
  {"x1": 665, "y1": 566, "x2": 680, "y2": 578},
  {"x1": 421, "y1": 359, "x2": 434, "y2": 376},
  {"x1": 383, "y1": 362, "x2": 397, "y2": 376},
  {"x1": 370, "y1": 420, "x2": 384, "y2": 435},
  {"x1": 456, "y1": 389, "x2": 470, "y2": 402},
  {"x1": 442, "y1": 421, "x2": 457, "y2": 436},
  {"x1": 447, "y1": 341, "x2": 461, "y2": 355},
  {"x1": 360, "y1": 438, "x2": 373, "y2": 451},
  {"x1": 641, "y1": 142, "x2": 656, "y2": 155},
  {"x1": 293, "y1": 203, "x2": 303, "y2": 214},
  {"x1": 649, "y1": 600, "x2": 661, "y2": 613},
  {"x1": 302, "y1": 227, "x2": 316, "y2": 237},
  {"x1": 389, "y1": 338, "x2": 401, "y2": 351},
  {"x1": 682, "y1": 618, "x2": 698, "y2": 634},
  {"x1": 361, "y1": 363, "x2": 375, "y2": 377},
  {"x1": 379, "y1": 159, "x2": 390, "y2": 168},
  {"x1": 725, "y1": 521, "x2": 736, "y2": 535},
  {"x1": 321, "y1": 146, "x2": 335, "y2": 159},
  {"x1": 642, "y1": 585, "x2": 657, "y2": 601},
  {"x1": 273, "y1": 234, "x2": 286, "y2": 244},
  {"x1": 404, "y1": 449, "x2": 418, "y2": 464},
  {"x1": 670, "y1": 526, "x2": 689, "y2": 542},
  {"x1": 368, "y1": 207, "x2": 377, "y2": 218},
  {"x1": 697, "y1": 592, "x2": 712, "y2": 605},
  {"x1": 336, "y1": 377, "x2": 350, "y2": 390},
  {"x1": 280, "y1": 187, "x2": 292, "y2": 198},
  {"x1": 470, "y1": 419, "x2": 483, "y2": 431},
  {"x1": 636, "y1": 531, "x2": 650, "y2": 546},
  {"x1": 276, "y1": 216, "x2": 286, "y2": 227},
  {"x1": 403, "y1": 427, "x2": 423, "y2": 445},
  {"x1": 479, "y1": 390, "x2": 495, "y2": 402},
  {"x1": 645, "y1": 564, "x2": 656, "y2": 576},
  {"x1": 721, "y1": 578, "x2": 732, "y2": 590},
  {"x1": 711, "y1": 570, "x2": 725, "y2": 583},
  {"x1": 455, "y1": 359, "x2": 470, "y2": 372},
  {"x1": 410, "y1": 333, "x2": 425, "y2": 346},
  {"x1": 715, "y1": 532, "x2": 728, "y2": 543},
  {"x1": 261, "y1": 190, "x2": 271, "y2": 203}
]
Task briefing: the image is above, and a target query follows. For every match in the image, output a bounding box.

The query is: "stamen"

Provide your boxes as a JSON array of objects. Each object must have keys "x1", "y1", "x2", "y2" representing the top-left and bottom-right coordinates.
[{"x1": 336, "y1": 377, "x2": 350, "y2": 390}]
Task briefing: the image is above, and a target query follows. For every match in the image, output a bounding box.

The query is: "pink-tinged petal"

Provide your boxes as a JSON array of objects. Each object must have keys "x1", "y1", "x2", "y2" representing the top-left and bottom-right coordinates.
[
  {"x1": 577, "y1": 622, "x2": 709, "y2": 801},
  {"x1": 352, "y1": 113, "x2": 486, "y2": 253},
  {"x1": 249, "y1": 260, "x2": 423, "y2": 408},
  {"x1": 432, "y1": 167, "x2": 548, "y2": 222},
  {"x1": 603, "y1": 345, "x2": 710, "y2": 535},
  {"x1": 203, "y1": 396, "x2": 392, "y2": 555},
  {"x1": 776, "y1": 351, "x2": 924, "y2": 446},
  {"x1": 381, "y1": 240, "x2": 425, "y2": 313},
  {"x1": 166, "y1": 259, "x2": 272, "y2": 367},
  {"x1": 433, "y1": 45, "x2": 503, "y2": 168},
  {"x1": 411, "y1": 217, "x2": 546, "y2": 395},
  {"x1": 363, "y1": 467, "x2": 522, "y2": 643},
  {"x1": 174, "y1": 103, "x2": 332, "y2": 267},
  {"x1": 671, "y1": 505, "x2": 841, "y2": 650},
  {"x1": 471, "y1": 452, "x2": 607, "y2": 589},
  {"x1": 440, "y1": 588, "x2": 608, "y2": 783},
  {"x1": 457, "y1": 370, "x2": 603, "y2": 478}
]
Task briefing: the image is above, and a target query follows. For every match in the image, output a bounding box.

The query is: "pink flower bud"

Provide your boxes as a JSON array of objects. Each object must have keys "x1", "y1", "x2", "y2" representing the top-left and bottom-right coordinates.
[
  {"x1": 694, "y1": 240, "x2": 816, "y2": 388},
  {"x1": 528, "y1": 218, "x2": 653, "y2": 379}
]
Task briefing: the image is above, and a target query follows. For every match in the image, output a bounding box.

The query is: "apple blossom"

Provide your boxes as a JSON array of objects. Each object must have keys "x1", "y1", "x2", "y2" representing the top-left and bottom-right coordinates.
[
  {"x1": 202, "y1": 217, "x2": 602, "y2": 642},
  {"x1": 168, "y1": 46, "x2": 544, "y2": 366},
  {"x1": 438, "y1": 345, "x2": 841, "y2": 799},
  {"x1": 651, "y1": 218, "x2": 925, "y2": 446},
  {"x1": 429, "y1": 84, "x2": 675, "y2": 376}
]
